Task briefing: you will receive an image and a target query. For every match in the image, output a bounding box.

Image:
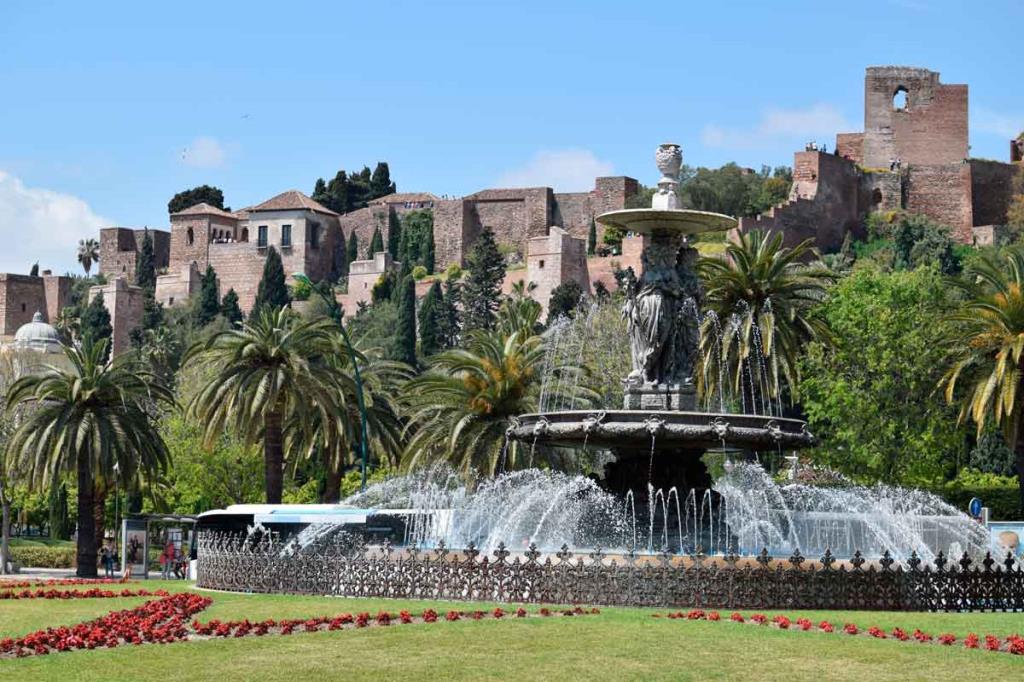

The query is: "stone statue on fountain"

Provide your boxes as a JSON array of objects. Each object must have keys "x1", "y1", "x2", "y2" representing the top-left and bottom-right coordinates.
[{"x1": 621, "y1": 143, "x2": 702, "y2": 411}]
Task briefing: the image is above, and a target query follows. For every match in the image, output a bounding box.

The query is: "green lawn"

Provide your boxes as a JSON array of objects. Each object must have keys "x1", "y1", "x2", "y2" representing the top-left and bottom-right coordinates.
[{"x1": 1, "y1": 581, "x2": 1021, "y2": 680}]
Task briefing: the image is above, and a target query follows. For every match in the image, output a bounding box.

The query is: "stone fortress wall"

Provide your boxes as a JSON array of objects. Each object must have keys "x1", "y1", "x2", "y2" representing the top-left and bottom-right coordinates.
[{"x1": 735, "y1": 66, "x2": 1022, "y2": 251}]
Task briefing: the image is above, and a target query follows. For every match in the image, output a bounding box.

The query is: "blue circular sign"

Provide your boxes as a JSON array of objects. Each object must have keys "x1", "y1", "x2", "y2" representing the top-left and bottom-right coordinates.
[{"x1": 969, "y1": 497, "x2": 983, "y2": 517}]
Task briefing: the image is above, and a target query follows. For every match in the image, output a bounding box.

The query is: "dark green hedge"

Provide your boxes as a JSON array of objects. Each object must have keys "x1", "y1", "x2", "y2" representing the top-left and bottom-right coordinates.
[{"x1": 941, "y1": 485, "x2": 1021, "y2": 521}]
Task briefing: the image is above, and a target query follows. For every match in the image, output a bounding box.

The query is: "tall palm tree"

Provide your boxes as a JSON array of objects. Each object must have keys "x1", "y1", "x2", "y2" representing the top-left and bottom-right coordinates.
[
  {"x1": 77, "y1": 238, "x2": 100, "y2": 276},
  {"x1": 697, "y1": 230, "x2": 834, "y2": 409},
  {"x1": 941, "y1": 248, "x2": 1024, "y2": 513},
  {"x1": 402, "y1": 299, "x2": 591, "y2": 478},
  {"x1": 285, "y1": 338, "x2": 408, "y2": 502},
  {"x1": 184, "y1": 308, "x2": 346, "y2": 503},
  {"x1": 4, "y1": 340, "x2": 173, "y2": 577}
]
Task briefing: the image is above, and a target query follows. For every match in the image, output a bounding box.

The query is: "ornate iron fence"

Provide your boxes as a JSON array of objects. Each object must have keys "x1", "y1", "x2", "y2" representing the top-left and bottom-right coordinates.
[{"x1": 196, "y1": 531, "x2": 1024, "y2": 612}]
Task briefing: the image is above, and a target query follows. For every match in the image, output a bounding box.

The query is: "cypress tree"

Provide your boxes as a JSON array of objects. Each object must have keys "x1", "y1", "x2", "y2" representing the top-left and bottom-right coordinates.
[
  {"x1": 193, "y1": 265, "x2": 220, "y2": 326},
  {"x1": 141, "y1": 290, "x2": 163, "y2": 331},
  {"x1": 135, "y1": 229, "x2": 156, "y2": 292},
  {"x1": 29, "y1": 262, "x2": 39, "y2": 277},
  {"x1": 220, "y1": 288, "x2": 243, "y2": 325},
  {"x1": 421, "y1": 222, "x2": 436, "y2": 274},
  {"x1": 462, "y1": 227, "x2": 506, "y2": 333},
  {"x1": 547, "y1": 280, "x2": 584, "y2": 321},
  {"x1": 80, "y1": 293, "x2": 112, "y2": 360},
  {"x1": 395, "y1": 274, "x2": 417, "y2": 367},
  {"x1": 418, "y1": 280, "x2": 443, "y2": 357},
  {"x1": 347, "y1": 230, "x2": 359, "y2": 265},
  {"x1": 369, "y1": 225, "x2": 384, "y2": 257},
  {"x1": 587, "y1": 217, "x2": 597, "y2": 256},
  {"x1": 251, "y1": 246, "x2": 290, "y2": 319},
  {"x1": 439, "y1": 275, "x2": 462, "y2": 349},
  {"x1": 387, "y1": 211, "x2": 402, "y2": 260}
]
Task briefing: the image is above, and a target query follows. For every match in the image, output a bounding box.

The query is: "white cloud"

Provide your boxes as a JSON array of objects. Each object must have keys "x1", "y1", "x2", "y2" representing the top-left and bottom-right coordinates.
[
  {"x1": 180, "y1": 136, "x2": 227, "y2": 168},
  {"x1": 496, "y1": 149, "x2": 614, "y2": 192},
  {"x1": 701, "y1": 104, "x2": 854, "y2": 151},
  {"x1": 0, "y1": 171, "x2": 109, "y2": 274},
  {"x1": 973, "y1": 107, "x2": 1023, "y2": 139}
]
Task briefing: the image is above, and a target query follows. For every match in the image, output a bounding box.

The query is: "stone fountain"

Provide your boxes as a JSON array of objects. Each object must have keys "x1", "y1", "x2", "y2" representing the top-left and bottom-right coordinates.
[{"x1": 507, "y1": 143, "x2": 815, "y2": 495}]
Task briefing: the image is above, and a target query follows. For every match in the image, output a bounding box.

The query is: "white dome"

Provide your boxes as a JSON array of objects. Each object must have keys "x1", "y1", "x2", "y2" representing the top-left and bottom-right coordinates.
[{"x1": 14, "y1": 311, "x2": 62, "y2": 353}]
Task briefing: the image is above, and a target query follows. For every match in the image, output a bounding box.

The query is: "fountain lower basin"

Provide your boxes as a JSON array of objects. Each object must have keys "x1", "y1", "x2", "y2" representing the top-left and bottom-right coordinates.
[{"x1": 508, "y1": 410, "x2": 816, "y2": 451}]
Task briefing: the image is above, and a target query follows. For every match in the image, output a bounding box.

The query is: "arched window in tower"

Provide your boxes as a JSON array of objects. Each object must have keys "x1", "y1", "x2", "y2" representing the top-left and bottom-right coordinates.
[
  {"x1": 871, "y1": 188, "x2": 883, "y2": 206},
  {"x1": 240, "y1": 227, "x2": 249, "y2": 243},
  {"x1": 893, "y1": 87, "x2": 908, "y2": 111},
  {"x1": 187, "y1": 227, "x2": 195, "y2": 246}
]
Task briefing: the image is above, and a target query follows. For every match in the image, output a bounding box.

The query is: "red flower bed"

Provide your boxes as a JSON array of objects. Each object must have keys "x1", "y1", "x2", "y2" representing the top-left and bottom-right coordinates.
[
  {"x1": 1, "y1": 593, "x2": 210, "y2": 657},
  {"x1": 650, "y1": 610, "x2": 1024, "y2": 657},
  {"x1": 0, "y1": 577, "x2": 128, "y2": 589}
]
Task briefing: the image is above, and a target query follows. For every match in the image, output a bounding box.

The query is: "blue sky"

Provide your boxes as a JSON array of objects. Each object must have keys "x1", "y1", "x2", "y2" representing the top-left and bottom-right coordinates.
[{"x1": 1, "y1": 0, "x2": 1021, "y2": 274}]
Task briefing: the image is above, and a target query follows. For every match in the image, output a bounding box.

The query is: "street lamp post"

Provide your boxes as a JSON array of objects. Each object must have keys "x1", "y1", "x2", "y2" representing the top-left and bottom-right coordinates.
[{"x1": 292, "y1": 273, "x2": 370, "y2": 492}]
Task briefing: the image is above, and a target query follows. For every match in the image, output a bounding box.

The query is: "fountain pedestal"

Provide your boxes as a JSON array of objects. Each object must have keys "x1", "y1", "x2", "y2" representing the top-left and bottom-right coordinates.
[{"x1": 623, "y1": 380, "x2": 696, "y2": 411}]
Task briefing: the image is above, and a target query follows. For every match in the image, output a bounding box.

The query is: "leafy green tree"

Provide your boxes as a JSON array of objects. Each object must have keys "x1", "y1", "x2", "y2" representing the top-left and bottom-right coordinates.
[
  {"x1": 220, "y1": 288, "x2": 243, "y2": 325},
  {"x1": 369, "y1": 162, "x2": 396, "y2": 199},
  {"x1": 401, "y1": 303, "x2": 592, "y2": 478},
  {"x1": 250, "y1": 246, "x2": 289, "y2": 320},
  {"x1": 398, "y1": 210, "x2": 435, "y2": 272},
  {"x1": 941, "y1": 248, "x2": 1024, "y2": 512},
  {"x1": 547, "y1": 280, "x2": 584, "y2": 321},
  {"x1": 587, "y1": 218, "x2": 597, "y2": 255},
  {"x1": 462, "y1": 228, "x2": 506, "y2": 333},
  {"x1": 891, "y1": 214, "x2": 961, "y2": 274},
  {"x1": 969, "y1": 430, "x2": 1016, "y2": 477},
  {"x1": 158, "y1": 414, "x2": 264, "y2": 514},
  {"x1": 193, "y1": 265, "x2": 220, "y2": 327},
  {"x1": 680, "y1": 163, "x2": 792, "y2": 218},
  {"x1": 47, "y1": 481, "x2": 69, "y2": 541},
  {"x1": 168, "y1": 185, "x2": 225, "y2": 214},
  {"x1": 348, "y1": 300, "x2": 400, "y2": 357},
  {"x1": 369, "y1": 226, "x2": 384, "y2": 257},
  {"x1": 698, "y1": 230, "x2": 834, "y2": 403},
  {"x1": 77, "y1": 239, "x2": 99, "y2": 276},
  {"x1": 80, "y1": 293, "x2": 113, "y2": 360},
  {"x1": 5, "y1": 340, "x2": 173, "y2": 576},
  {"x1": 347, "y1": 231, "x2": 359, "y2": 266},
  {"x1": 418, "y1": 281, "x2": 444, "y2": 358},
  {"x1": 184, "y1": 309, "x2": 347, "y2": 503},
  {"x1": 135, "y1": 229, "x2": 156, "y2": 292},
  {"x1": 395, "y1": 275, "x2": 417, "y2": 367},
  {"x1": 371, "y1": 271, "x2": 396, "y2": 304},
  {"x1": 801, "y1": 266, "x2": 967, "y2": 485},
  {"x1": 601, "y1": 225, "x2": 625, "y2": 253}
]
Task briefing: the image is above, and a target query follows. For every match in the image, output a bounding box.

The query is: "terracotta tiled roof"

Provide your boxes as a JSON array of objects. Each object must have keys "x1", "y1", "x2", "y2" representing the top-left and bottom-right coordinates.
[
  {"x1": 248, "y1": 190, "x2": 339, "y2": 216},
  {"x1": 369, "y1": 192, "x2": 440, "y2": 205},
  {"x1": 170, "y1": 203, "x2": 240, "y2": 220}
]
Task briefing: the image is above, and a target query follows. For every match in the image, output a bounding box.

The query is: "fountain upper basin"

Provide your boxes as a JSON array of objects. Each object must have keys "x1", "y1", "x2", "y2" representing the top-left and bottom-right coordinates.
[
  {"x1": 508, "y1": 410, "x2": 815, "y2": 452},
  {"x1": 597, "y1": 208, "x2": 737, "y2": 236}
]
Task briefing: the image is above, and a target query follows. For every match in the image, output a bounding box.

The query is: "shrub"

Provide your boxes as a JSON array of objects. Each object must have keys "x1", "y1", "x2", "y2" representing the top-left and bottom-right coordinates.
[
  {"x1": 411, "y1": 265, "x2": 428, "y2": 281},
  {"x1": 9, "y1": 545, "x2": 76, "y2": 569},
  {"x1": 940, "y1": 468, "x2": 1020, "y2": 520},
  {"x1": 444, "y1": 263, "x2": 463, "y2": 280}
]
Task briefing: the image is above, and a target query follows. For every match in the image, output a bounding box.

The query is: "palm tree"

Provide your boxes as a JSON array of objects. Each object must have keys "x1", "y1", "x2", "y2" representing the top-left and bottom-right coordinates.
[
  {"x1": 401, "y1": 298, "x2": 592, "y2": 478},
  {"x1": 285, "y1": 338, "x2": 408, "y2": 502},
  {"x1": 940, "y1": 248, "x2": 1024, "y2": 513},
  {"x1": 77, "y1": 239, "x2": 100, "y2": 276},
  {"x1": 4, "y1": 340, "x2": 173, "y2": 577},
  {"x1": 697, "y1": 230, "x2": 834, "y2": 409},
  {"x1": 184, "y1": 308, "x2": 346, "y2": 503}
]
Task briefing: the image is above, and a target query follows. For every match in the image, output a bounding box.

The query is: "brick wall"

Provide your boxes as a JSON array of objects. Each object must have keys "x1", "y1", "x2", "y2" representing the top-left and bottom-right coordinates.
[
  {"x1": 835, "y1": 133, "x2": 864, "y2": 164},
  {"x1": 169, "y1": 215, "x2": 214, "y2": 272},
  {"x1": 860, "y1": 171, "x2": 903, "y2": 214},
  {"x1": 524, "y1": 227, "x2": 590, "y2": 313},
  {"x1": 0, "y1": 274, "x2": 48, "y2": 336},
  {"x1": 208, "y1": 243, "x2": 268, "y2": 314},
  {"x1": 862, "y1": 67, "x2": 968, "y2": 168},
  {"x1": 465, "y1": 187, "x2": 552, "y2": 260},
  {"x1": 99, "y1": 228, "x2": 139, "y2": 278},
  {"x1": 89, "y1": 277, "x2": 144, "y2": 356},
  {"x1": 970, "y1": 159, "x2": 1018, "y2": 227},
  {"x1": 41, "y1": 274, "x2": 71, "y2": 323},
  {"x1": 905, "y1": 163, "x2": 973, "y2": 241},
  {"x1": 155, "y1": 262, "x2": 201, "y2": 307},
  {"x1": 735, "y1": 152, "x2": 861, "y2": 252}
]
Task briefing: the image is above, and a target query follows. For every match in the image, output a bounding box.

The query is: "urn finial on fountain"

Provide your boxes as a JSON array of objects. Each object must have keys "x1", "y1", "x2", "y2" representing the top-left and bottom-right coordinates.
[{"x1": 653, "y1": 143, "x2": 682, "y2": 210}]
